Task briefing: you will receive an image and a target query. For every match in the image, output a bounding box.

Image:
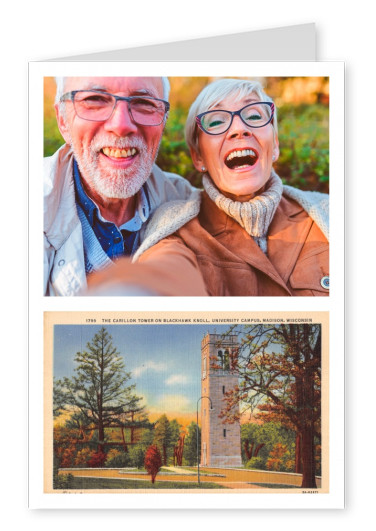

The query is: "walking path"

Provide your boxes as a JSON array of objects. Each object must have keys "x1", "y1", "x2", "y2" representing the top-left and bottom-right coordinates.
[{"x1": 60, "y1": 466, "x2": 321, "y2": 490}]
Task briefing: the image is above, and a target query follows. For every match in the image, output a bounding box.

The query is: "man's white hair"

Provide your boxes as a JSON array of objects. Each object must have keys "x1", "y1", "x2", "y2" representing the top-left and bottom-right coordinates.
[
  {"x1": 185, "y1": 78, "x2": 278, "y2": 154},
  {"x1": 54, "y1": 76, "x2": 170, "y2": 103}
]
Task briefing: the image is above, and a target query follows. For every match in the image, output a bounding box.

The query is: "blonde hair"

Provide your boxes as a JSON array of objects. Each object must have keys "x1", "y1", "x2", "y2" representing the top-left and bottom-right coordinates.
[{"x1": 185, "y1": 78, "x2": 278, "y2": 154}]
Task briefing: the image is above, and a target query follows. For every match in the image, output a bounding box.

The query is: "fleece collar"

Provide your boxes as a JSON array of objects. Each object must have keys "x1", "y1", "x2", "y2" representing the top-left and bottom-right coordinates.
[{"x1": 134, "y1": 183, "x2": 329, "y2": 262}]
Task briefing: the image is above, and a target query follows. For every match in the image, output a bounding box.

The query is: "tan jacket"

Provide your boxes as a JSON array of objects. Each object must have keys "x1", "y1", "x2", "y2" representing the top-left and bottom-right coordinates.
[{"x1": 88, "y1": 190, "x2": 329, "y2": 296}]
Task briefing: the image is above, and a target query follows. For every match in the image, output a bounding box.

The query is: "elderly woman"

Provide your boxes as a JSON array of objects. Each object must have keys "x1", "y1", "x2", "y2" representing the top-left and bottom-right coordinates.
[{"x1": 88, "y1": 78, "x2": 329, "y2": 296}]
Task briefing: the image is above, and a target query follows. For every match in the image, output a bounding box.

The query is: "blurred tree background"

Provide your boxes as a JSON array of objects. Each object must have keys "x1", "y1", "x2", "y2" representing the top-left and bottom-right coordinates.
[{"x1": 44, "y1": 76, "x2": 329, "y2": 193}]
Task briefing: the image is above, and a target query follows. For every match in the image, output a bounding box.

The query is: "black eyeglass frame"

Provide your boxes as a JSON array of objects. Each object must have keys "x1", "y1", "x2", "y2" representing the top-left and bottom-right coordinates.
[
  {"x1": 195, "y1": 101, "x2": 275, "y2": 135},
  {"x1": 60, "y1": 90, "x2": 170, "y2": 125}
]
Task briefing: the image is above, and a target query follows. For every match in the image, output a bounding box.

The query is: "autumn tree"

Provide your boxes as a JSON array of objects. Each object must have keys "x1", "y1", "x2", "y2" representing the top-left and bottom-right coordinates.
[
  {"x1": 220, "y1": 323, "x2": 321, "y2": 489},
  {"x1": 55, "y1": 327, "x2": 143, "y2": 453},
  {"x1": 144, "y1": 445, "x2": 162, "y2": 483}
]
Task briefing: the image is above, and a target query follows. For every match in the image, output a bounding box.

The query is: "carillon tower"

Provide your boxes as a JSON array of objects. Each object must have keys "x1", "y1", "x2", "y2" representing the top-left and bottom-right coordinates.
[{"x1": 200, "y1": 333, "x2": 242, "y2": 467}]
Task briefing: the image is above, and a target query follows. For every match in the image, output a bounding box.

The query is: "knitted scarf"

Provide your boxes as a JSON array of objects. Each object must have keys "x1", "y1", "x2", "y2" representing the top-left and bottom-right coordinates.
[{"x1": 202, "y1": 170, "x2": 283, "y2": 253}]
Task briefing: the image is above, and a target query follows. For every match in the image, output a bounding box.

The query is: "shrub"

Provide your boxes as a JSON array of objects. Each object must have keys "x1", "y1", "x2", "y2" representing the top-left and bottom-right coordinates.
[
  {"x1": 129, "y1": 445, "x2": 146, "y2": 469},
  {"x1": 86, "y1": 449, "x2": 107, "y2": 468},
  {"x1": 53, "y1": 473, "x2": 74, "y2": 490},
  {"x1": 74, "y1": 447, "x2": 93, "y2": 467},
  {"x1": 245, "y1": 456, "x2": 266, "y2": 470},
  {"x1": 59, "y1": 447, "x2": 76, "y2": 468},
  {"x1": 106, "y1": 451, "x2": 131, "y2": 468}
]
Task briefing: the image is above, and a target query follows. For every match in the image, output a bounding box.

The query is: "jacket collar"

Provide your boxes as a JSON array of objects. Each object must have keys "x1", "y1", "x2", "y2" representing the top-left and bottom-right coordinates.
[
  {"x1": 44, "y1": 144, "x2": 195, "y2": 252},
  {"x1": 44, "y1": 144, "x2": 78, "y2": 250}
]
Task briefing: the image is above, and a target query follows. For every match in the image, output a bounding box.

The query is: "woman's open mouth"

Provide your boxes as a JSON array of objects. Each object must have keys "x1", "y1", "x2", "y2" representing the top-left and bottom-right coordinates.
[{"x1": 225, "y1": 148, "x2": 258, "y2": 170}]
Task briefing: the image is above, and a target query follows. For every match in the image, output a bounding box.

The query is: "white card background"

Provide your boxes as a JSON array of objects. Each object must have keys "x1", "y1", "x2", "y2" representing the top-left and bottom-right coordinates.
[{"x1": 3, "y1": 0, "x2": 374, "y2": 527}]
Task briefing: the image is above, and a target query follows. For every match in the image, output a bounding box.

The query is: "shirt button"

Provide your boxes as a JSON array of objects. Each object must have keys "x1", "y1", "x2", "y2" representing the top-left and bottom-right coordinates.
[
  {"x1": 114, "y1": 237, "x2": 122, "y2": 244},
  {"x1": 320, "y1": 276, "x2": 329, "y2": 289},
  {"x1": 58, "y1": 259, "x2": 65, "y2": 266}
]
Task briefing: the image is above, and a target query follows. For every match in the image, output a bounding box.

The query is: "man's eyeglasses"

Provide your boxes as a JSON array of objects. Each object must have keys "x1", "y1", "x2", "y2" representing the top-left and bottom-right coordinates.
[
  {"x1": 195, "y1": 102, "x2": 275, "y2": 135},
  {"x1": 60, "y1": 90, "x2": 170, "y2": 126}
]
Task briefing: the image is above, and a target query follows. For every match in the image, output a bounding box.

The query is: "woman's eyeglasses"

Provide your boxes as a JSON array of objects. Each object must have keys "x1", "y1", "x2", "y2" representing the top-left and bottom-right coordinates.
[{"x1": 196, "y1": 102, "x2": 274, "y2": 135}]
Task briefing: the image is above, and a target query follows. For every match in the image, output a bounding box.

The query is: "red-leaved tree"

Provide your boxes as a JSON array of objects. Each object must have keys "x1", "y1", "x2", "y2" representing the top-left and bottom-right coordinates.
[{"x1": 144, "y1": 445, "x2": 162, "y2": 484}]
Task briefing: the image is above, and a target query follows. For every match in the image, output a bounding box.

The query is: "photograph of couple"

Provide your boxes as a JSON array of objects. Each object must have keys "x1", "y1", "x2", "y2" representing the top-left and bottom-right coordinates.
[{"x1": 44, "y1": 75, "x2": 329, "y2": 297}]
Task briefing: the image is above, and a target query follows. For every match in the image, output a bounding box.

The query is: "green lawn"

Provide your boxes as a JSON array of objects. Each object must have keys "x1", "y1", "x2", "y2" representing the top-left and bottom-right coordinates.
[
  {"x1": 249, "y1": 482, "x2": 299, "y2": 489},
  {"x1": 58, "y1": 476, "x2": 228, "y2": 490}
]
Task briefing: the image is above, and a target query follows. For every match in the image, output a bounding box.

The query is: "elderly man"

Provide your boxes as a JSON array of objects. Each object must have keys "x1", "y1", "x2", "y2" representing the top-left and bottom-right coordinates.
[{"x1": 44, "y1": 76, "x2": 196, "y2": 295}]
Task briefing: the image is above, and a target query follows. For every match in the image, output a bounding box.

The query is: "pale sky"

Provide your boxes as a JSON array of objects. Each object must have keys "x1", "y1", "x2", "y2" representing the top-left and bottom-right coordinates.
[{"x1": 53, "y1": 324, "x2": 231, "y2": 421}]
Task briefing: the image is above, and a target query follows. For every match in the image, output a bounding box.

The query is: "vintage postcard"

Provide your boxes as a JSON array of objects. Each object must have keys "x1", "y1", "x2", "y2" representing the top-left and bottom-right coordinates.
[{"x1": 35, "y1": 310, "x2": 338, "y2": 509}]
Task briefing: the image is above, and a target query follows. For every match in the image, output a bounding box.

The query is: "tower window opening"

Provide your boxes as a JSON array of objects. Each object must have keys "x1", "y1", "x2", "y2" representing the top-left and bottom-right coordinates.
[
  {"x1": 223, "y1": 429, "x2": 227, "y2": 438},
  {"x1": 218, "y1": 350, "x2": 223, "y2": 368},
  {"x1": 224, "y1": 350, "x2": 230, "y2": 370},
  {"x1": 222, "y1": 385, "x2": 225, "y2": 394}
]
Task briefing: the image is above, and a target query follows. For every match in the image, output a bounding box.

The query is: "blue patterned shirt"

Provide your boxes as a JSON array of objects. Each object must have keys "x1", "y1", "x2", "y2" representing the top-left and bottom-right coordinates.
[{"x1": 73, "y1": 160, "x2": 150, "y2": 261}]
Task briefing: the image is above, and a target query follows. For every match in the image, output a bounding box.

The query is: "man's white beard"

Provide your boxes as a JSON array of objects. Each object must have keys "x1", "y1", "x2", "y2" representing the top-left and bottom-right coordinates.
[{"x1": 70, "y1": 133, "x2": 159, "y2": 199}]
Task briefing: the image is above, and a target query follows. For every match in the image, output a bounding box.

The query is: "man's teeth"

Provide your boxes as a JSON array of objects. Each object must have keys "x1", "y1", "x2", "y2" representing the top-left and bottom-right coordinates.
[
  {"x1": 102, "y1": 147, "x2": 137, "y2": 158},
  {"x1": 226, "y1": 149, "x2": 256, "y2": 162}
]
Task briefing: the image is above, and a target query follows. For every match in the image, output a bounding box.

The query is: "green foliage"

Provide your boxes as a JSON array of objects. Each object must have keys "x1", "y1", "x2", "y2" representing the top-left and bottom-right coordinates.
[
  {"x1": 53, "y1": 454, "x2": 75, "y2": 489},
  {"x1": 141, "y1": 427, "x2": 155, "y2": 447},
  {"x1": 241, "y1": 422, "x2": 296, "y2": 471},
  {"x1": 128, "y1": 445, "x2": 146, "y2": 469},
  {"x1": 276, "y1": 104, "x2": 329, "y2": 193},
  {"x1": 183, "y1": 422, "x2": 200, "y2": 466},
  {"x1": 156, "y1": 108, "x2": 200, "y2": 187},
  {"x1": 106, "y1": 451, "x2": 131, "y2": 468},
  {"x1": 44, "y1": 115, "x2": 64, "y2": 157},
  {"x1": 54, "y1": 473, "x2": 75, "y2": 490},
  {"x1": 153, "y1": 414, "x2": 182, "y2": 465},
  {"x1": 168, "y1": 419, "x2": 182, "y2": 449},
  {"x1": 245, "y1": 456, "x2": 265, "y2": 470}
]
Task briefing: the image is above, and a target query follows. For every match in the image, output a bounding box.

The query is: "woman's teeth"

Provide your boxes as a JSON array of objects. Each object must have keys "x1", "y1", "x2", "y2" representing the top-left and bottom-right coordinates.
[
  {"x1": 226, "y1": 149, "x2": 257, "y2": 161},
  {"x1": 102, "y1": 147, "x2": 137, "y2": 158},
  {"x1": 225, "y1": 149, "x2": 258, "y2": 169}
]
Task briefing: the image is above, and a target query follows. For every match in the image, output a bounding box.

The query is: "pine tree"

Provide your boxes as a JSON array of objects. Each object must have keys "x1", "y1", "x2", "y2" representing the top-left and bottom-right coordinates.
[{"x1": 56, "y1": 327, "x2": 142, "y2": 452}]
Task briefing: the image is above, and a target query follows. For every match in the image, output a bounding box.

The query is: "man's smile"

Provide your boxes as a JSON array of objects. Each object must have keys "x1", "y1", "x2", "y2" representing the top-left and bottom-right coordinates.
[{"x1": 101, "y1": 147, "x2": 138, "y2": 159}]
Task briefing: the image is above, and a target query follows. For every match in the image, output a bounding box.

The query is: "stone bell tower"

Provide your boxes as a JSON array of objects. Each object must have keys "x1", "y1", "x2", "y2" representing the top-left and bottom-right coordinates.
[{"x1": 200, "y1": 332, "x2": 242, "y2": 467}]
